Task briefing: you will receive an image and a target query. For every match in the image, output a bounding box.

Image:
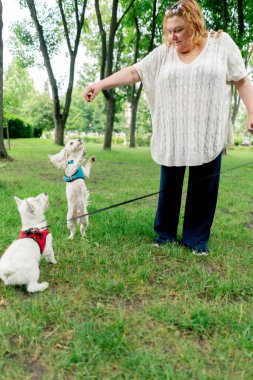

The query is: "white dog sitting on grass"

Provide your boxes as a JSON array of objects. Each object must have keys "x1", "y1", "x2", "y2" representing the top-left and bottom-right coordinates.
[
  {"x1": 49, "y1": 139, "x2": 95, "y2": 239},
  {"x1": 0, "y1": 193, "x2": 56, "y2": 293}
]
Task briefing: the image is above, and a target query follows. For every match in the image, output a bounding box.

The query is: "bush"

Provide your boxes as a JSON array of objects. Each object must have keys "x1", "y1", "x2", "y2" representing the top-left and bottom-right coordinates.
[
  {"x1": 82, "y1": 136, "x2": 104, "y2": 144},
  {"x1": 135, "y1": 135, "x2": 151, "y2": 147},
  {"x1": 33, "y1": 126, "x2": 43, "y2": 138},
  {"x1": 112, "y1": 136, "x2": 124, "y2": 144},
  {"x1": 234, "y1": 136, "x2": 243, "y2": 146},
  {"x1": 3, "y1": 114, "x2": 33, "y2": 138}
]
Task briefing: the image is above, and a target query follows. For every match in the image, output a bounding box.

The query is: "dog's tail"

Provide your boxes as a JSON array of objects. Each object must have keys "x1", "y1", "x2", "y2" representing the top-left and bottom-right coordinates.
[{"x1": 48, "y1": 150, "x2": 67, "y2": 169}]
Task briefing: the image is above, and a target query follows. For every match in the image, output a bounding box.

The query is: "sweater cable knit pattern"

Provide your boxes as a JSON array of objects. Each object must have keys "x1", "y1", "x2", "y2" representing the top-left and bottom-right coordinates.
[{"x1": 134, "y1": 32, "x2": 247, "y2": 167}]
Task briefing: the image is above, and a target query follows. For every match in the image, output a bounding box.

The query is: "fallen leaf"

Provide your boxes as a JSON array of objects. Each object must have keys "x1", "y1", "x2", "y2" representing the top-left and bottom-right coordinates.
[
  {"x1": 0, "y1": 297, "x2": 6, "y2": 306},
  {"x1": 54, "y1": 343, "x2": 69, "y2": 350}
]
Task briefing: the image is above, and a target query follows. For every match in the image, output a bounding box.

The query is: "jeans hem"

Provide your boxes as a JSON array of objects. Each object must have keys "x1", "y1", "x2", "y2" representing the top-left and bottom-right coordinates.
[{"x1": 181, "y1": 239, "x2": 207, "y2": 252}]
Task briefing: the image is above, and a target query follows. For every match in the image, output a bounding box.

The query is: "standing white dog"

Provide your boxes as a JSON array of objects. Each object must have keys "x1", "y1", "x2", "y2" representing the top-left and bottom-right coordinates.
[
  {"x1": 0, "y1": 193, "x2": 56, "y2": 293},
  {"x1": 49, "y1": 139, "x2": 95, "y2": 239}
]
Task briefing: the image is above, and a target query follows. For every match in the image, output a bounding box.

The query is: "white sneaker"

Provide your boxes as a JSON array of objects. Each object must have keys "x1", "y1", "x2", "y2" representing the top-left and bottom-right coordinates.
[{"x1": 192, "y1": 250, "x2": 208, "y2": 256}]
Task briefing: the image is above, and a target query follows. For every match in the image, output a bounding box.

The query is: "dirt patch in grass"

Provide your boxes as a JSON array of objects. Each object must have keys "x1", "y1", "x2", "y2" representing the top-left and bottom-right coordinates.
[
  {"x1": 25, "y1": 359, "x2": 46, "y2": 380},
  {"x1": 244, "y1": 212, "x2": 253, "y2": 229},
  {"x1": 220, "y1": 208, "x2": 233, "y2": 216},
  {"x1": 197, "y1": 261, "x2": 227, "y2": 277},
  {"x1": 91, "y1": 295, "x2": 145, "y2": 312}
]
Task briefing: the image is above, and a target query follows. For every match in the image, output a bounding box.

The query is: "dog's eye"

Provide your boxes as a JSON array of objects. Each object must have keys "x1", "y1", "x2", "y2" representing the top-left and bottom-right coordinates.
[{"x1": 70, "y1": 142, "x2": 73, "y2": 145}]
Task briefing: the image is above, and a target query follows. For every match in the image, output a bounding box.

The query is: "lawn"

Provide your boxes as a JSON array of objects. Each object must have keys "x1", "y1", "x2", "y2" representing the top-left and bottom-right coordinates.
[{"x1": 0, "y1": 139, "x2": 253, "y2": 380}]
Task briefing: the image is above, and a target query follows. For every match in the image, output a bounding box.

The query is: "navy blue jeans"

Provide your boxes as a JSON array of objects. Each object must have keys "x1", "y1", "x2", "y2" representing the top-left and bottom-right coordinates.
[{"x1": 154, "y1": 153, "x2": 222, "y2": 252}]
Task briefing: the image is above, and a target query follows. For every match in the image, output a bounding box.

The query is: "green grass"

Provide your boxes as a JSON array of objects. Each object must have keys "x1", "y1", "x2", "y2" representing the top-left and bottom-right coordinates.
[{"x1": 0, "y1": 139, "x2": 253, "y2": 379}]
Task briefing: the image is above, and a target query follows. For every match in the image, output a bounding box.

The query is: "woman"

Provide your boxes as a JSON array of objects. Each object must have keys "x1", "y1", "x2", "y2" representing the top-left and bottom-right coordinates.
[{"x1": 83, "y1": 0, "x2": 253, "y2": 255}]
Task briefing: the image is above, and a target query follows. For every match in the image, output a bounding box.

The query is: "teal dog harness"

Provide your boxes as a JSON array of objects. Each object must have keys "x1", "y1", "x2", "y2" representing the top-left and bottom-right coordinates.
[{"x1": 64, "y1": 160, "x2": 86, "y2": 182}]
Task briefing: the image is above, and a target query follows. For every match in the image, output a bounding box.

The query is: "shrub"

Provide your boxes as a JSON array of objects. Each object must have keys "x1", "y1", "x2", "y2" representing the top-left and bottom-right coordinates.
[
  {"x1": 83, "y1": 136, "x2": 104, "y2": 144},
  {"x1": 135, "y1": 135, "x2": 151, "y2": 147},
  {"x1": 33, "y1": 126, "x2": 43, "y2": 138},
  {"x1": 3, "y1": 114, "x2": 33, "y2": 138},
  {"x1": 112, "y1": 136, "x2": 124, "y2": 144},
  {"x1": 234, "y1": 136, "x2": 243, "y2": 146}
]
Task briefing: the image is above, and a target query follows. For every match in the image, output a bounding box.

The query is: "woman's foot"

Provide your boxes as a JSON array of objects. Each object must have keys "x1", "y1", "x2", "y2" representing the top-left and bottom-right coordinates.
[
  {"x1": 192, "y1": 250, "x2": 208, "y2": 256},
  {"x1": 153, "y1": 238, "x2": 176, "y2": 247}
]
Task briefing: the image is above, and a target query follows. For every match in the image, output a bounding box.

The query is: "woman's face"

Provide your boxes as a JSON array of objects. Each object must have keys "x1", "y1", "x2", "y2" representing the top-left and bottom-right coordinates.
[{"x1": 166, "y1": 16, "x2": 192, "y2": 52}]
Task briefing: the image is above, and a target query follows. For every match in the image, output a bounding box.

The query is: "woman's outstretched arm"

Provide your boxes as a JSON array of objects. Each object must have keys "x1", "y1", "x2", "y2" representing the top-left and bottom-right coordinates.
[{"x1": 83, "y1": 66, "x2": 141, "y2": 102}]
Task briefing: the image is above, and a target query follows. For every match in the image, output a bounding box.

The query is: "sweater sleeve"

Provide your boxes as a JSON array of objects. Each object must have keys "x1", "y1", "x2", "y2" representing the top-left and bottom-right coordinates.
[
  {"x1": 224, "y1": 33, "x2": 247, "y2": 82},
  {"x1": 133, "y1": 44, "x2": 167, "y2": 110}
]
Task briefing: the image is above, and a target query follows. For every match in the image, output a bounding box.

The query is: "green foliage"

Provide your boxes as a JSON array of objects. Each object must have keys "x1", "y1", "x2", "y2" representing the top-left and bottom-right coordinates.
[
  {"x1": 234, "y1": 136, "x2": 243, "y2": 146},
  {"x1": 0, "y1": 140, "x2": 253, "y2": 379},
  {"x1": 10, "y1": 21, "x2": 39, "y2": 67},
  {"x1": 199, "y1": 0, "x2": 253, "y2": 55},
  {"x1": 67, "y1": 86, "x2": 106, "y2": 133},
  {"x1": 33, "y1": 126, "x2": 43, "y2": 138},
  {"x1": 68, "y1": 76, "x2": 127, "y2": 135},
  {"x1": 135, "y1": 134, "x2": 151, "y2": 147},
  {"x1": 80, "y1": 135, "x2": 104, "y2": 144},
  {"x1": 3, "y1": 60, "x2": 52, "y2": 136},
  {"x1": 3, "y1": 115, "x2": 33, "y2": 138},
  {"x1": 136, "y1": 95, "x2": 151, "y2": 135},
  {"x1": 3, "y1": 58, "x2": 37, "y2": 114},
  {"x1": 21, "y1": 90, "x2": 54, "y2": 132},
  {"x1": 10, "y1": 3, "x2": 63, "y2": 67}
]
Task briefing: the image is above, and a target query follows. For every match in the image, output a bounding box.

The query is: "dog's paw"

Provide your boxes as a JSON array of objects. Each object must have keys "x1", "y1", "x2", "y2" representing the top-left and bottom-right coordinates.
[
  {"x1": 40, "y1": 282, "x2": 49, "y2": 291},
  {"x1": 89, "y1": 156, "x2": 95, "y2": 163},
  {"x1": 27, "y1": 281, "x2": 49, "y2": 293}
]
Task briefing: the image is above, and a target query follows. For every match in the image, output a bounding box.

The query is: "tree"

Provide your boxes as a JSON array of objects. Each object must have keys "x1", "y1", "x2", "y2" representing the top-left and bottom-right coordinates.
[
  {"x1": 200, "y1": 0, "x2": 253, "y2": 126},
  {"x1": 67, "y1": 84, "x2": 106, "y2": 133},
  {"x1": 4, "y1": 58, "x2": 37, "y2": 115},
  {"x1": 21, "y1": 90, "x2": 55, "y2": 134},
  {"x1": 11, "y1": 0, "x2": 88, "y2": 145},
  {"x1": 126, "y1": 0, "x2": 161, "y2": 147},
  {"x1": 95, "y1": 0, "x2": 136, "y2": 150},
  {"x1": 0, "y1": 0, "x2": 12, "y2": 160}
]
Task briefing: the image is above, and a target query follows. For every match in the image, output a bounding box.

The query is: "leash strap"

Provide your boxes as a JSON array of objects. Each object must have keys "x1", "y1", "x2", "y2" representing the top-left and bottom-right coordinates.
[{"x1": 45, "y1": 159, "x2": 253, "y2": 227}]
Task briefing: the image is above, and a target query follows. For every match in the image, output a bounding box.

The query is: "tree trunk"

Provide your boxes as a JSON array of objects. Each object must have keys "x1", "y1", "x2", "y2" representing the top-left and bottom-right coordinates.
[
  {"x1": 129, "y1": 83, "x2": 142, "y2": 147},
  {"x1": 222, "y1": 0, "x2": 228, "y2": 30},
  {"x1": 129, "y1": 99, "x2": 137, "y2": 147},
  {"x1": 103, "y1": 96, "x2": 116, "y2": 149},
  {"x1": 54, "y1": 117, "x2": 65, "y2": 146},
  {"x1": 95, "y1": 0, "x2": 136, "y2": 150},
  {"x1": 0, "y1": 0, "x2": 12, "y2": 160},
  {"x1": 231, "y1": 86, "x2": 241, "y2": 126},
  {"x1": 237, "y1": 0, "x2": 244, "y2": 36},
  {"x1": 231, "y1": 43, "x2": 252, "y2": 127},
  {"x1": 129, "y1": 0, "x2": 157, "y2": 147}
]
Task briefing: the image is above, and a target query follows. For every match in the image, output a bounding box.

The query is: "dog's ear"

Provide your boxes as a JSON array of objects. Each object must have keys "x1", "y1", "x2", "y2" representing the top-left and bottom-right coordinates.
[
  {"x1": 48, "y1": 148, "x2": 67, "y2": 169},
  {"x1": 14, "y1": 196, "x2": 35, "y2": 214},
  {"x1": 14, "y1": 196, "x2": 23, "y2": 208},
  {"x1": 25, "y1": 200, "x2": 35, "y2": 214}
]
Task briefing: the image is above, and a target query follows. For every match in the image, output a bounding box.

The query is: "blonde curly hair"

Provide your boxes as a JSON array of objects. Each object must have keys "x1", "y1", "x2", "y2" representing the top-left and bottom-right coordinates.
[{"x1": 163, "y1": 0, "x2": 208, "y2": 47}]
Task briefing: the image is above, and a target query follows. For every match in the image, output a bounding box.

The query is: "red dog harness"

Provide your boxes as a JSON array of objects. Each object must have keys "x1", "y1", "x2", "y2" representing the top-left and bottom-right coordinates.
[{"x1": 19, "y1": 228, "x2": 49, "y2": 254}]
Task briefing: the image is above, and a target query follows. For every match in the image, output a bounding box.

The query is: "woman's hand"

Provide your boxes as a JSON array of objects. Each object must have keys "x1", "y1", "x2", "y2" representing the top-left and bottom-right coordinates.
[{"x1": 83, "y1": 83, "x2": 102, "y2": 102}]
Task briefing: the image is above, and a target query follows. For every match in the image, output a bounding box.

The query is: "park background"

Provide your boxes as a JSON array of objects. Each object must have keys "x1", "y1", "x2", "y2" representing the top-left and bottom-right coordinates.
[
  {"x1": 0, "y1": 1, "x2": 253, "y2": 379},
  {"x1": 1, "y1": 0, "x2": 253, "y2": 153}
]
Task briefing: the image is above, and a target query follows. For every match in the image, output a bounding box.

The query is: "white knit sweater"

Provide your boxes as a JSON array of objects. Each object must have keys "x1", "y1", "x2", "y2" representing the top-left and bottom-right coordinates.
[{"x1": 134, "y1": 32, "x2": 247, "y2": 166}]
